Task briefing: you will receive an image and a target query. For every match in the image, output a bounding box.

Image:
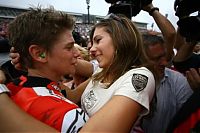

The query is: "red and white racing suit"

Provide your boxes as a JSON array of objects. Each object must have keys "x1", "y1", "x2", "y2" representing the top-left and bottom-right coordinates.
[{"x1": 7, "y1": 75, "x2": 89, "y2": 133}]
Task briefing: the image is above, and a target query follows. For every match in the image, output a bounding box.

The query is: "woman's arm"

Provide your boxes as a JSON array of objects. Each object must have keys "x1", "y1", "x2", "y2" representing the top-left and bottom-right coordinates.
[
  {"x1": 61, "y1": 78, "x2": 90, "y2": 103},
  {"x1": 75, "y1": 59, "x2": 94, "y2": 77},
  {"x1": 0, "y1": 70, "x2": 6, "y2": 83},
  {"x1": 80, "y1": 95, "x2": 142, "y2": 132},
  {"x1": 0, "y1": 92, "x2": 58, "y2": 132}
]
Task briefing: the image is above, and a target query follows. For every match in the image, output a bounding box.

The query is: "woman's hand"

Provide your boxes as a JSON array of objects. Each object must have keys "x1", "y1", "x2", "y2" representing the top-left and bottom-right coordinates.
[{"x1": 9, "y1": 47, "x2": 22, "y2": 70}]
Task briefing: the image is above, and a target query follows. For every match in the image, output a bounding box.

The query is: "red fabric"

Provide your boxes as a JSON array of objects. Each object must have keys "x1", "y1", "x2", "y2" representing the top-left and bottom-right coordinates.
[
  {"x1": 173, "y1": 109, "x2": 200, "y2": 133},
  {"x1": 7, "y1": 83, "x2": 78, "y2": 131},
  {"x1": 7, "y1": 82, "x2": 23, "y2": 96}
]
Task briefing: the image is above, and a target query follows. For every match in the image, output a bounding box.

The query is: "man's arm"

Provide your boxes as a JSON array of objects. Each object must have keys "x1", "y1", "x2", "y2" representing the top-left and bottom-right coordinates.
[
  {"x1": 75, "y1": 59, "x2": 94, "y2": 77},
  {"x1": 173, "y1": 29, "x2": 196, "y2": 62},
  {"x1": 143, "y1": 3, "x2": 176, "y2": 61}
]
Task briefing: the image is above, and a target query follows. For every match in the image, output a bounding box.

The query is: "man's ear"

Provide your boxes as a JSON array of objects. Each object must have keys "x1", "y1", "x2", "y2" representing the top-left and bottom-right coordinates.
[{"x1": 29, "y1": 45, "x2": 47, "y2": 62}]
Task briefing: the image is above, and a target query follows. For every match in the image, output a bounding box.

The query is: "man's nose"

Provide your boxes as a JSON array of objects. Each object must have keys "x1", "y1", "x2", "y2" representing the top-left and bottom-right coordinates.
[{"x1": 159, "y1": 57, "x2": 168, "y2": 66}]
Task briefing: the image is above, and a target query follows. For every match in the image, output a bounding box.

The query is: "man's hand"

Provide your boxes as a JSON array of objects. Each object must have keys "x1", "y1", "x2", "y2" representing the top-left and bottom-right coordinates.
[
  {"x1": 186, "y1": 68, "x2": 200, "y2": 90},
  {"x1": 142, "y1": 3, "x2": 154, "y2": 12}
]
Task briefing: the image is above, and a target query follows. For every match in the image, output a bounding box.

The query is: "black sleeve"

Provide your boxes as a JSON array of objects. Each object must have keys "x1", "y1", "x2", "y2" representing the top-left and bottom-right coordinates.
[
  {"x1": 1, "y1": 60, "x2": 27, "y2": 83},
  {"x1": 173, "y1": 53, "x2": 200, "y2": 74}
]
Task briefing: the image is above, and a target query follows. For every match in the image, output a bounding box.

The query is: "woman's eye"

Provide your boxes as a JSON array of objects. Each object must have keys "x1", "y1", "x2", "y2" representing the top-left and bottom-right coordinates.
[{"x1": 96, "y1": 39, "x2": 101, "y2": 43}]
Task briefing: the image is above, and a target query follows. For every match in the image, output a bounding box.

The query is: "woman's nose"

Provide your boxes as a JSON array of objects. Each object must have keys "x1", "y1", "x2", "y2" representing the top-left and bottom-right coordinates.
[{"x1": 89, "y1": 45, "x2": 97, "y2": 58}]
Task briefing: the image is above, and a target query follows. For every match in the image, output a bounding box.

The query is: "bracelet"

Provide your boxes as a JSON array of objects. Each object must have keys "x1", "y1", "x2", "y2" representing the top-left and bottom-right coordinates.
[
  {"x1": 0, "y1": 84, "x2": 10, "y2": 94},
  {"x1": 149, "y1": 7, "x2": 159, "y2": 16}
]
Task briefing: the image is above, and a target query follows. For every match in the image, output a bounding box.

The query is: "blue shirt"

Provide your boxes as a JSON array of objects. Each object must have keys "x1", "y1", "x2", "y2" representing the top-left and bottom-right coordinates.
[{"x1": 141, "y1": 68, "x2": 193, "y2": 133}]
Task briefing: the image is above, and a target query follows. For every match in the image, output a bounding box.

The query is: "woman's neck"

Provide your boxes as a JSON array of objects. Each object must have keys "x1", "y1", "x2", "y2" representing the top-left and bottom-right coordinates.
[{"x1": 101, "y1": 75, "x2": 113, "y2": 84}]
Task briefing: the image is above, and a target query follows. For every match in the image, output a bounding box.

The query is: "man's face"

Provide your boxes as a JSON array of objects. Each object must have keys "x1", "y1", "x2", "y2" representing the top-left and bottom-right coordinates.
[
  {"x1": 146, "y1": 43, "x2": 168, "y2": 79},
  {"x1": 46, "y1": 29, "x2": 78, "y2": 81}
]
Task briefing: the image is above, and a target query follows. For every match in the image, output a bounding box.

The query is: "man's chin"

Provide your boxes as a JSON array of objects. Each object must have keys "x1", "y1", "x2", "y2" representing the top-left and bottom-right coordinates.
[{"x1": 158, "y1": 73, "x2": 165, "y2": 79}]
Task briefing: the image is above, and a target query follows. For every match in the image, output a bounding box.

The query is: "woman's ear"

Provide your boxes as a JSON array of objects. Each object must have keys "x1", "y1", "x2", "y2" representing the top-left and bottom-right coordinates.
[{"x1": 29, "y1": 45, "x2": 47, "y2": 63}]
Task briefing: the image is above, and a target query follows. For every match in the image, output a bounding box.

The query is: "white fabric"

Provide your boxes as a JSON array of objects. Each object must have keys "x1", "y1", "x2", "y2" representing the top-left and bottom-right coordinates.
[
  {"x1": 81, "y1": 67, "x2": 155, "y2": 117},
  {"x1": 0, "y1": 84, "x2": 10, "y2": 94},
  {"x1": 0, "y1": 52, "x2": 10, "y2": 66},
  {"x1": 90, "y1": 59, "x2": 99, "y2": 73},
  {"x1": 61, "y1": 108, "x2": 89, "y2": 133}
]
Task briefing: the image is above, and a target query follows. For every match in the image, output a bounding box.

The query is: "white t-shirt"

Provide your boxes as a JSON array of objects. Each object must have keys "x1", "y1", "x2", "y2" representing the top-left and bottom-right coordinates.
[
  {"x1": 81, "y1": 67, "x2": 155, "y2": 117},
  {"x1": 90, "y1": 59, "x2": 99, "y2": 73}
]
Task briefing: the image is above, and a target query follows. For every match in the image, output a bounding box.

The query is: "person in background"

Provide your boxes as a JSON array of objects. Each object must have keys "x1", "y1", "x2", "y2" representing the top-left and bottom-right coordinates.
[
  {"x1": 142, "y1": 2, "x2": 176, "y2": 66},
  {"x1": 6, "y1": 7, "x2": 89, "y2": 132},
  {"x1": 140, "y1": 2, "x2": 193, "y2": 133},
  {"x1": 166, "y1": 0, "x2": 200, "y2": 130},
  {"x1": 167, "y1": 67, "x2": 200, "y2": 133},
  {"x1": 0, "y1": 36, "x2": 11, "y2": 67},
  {"x1": 172, "y1": 28, "x2": 200, "y2": 75},
  {"x1": 0, "y1": 20, "x2": 10, "y2": 67},
  {"x1": 72, "y1": 31, "x2": 87, "y2": 48},
  {"x1": 193, "y1": 42, "x2": 200, "y2": 54},
  {"x1": 0, "y1": 39, "x2": 10, "y2": 83},
  {"x1": 0, "y1": 21, "x2": 8, "y2": 39},
  {"x1": 141, "y1": 34, "x2": 193, "y2": 133},
  {"x1": 167, "y1": 30, "x2": 200, "y2": 133}
]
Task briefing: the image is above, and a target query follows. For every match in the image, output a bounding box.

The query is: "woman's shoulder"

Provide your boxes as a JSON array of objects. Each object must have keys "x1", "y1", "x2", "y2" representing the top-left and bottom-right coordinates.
[
  {"x1": 126, "y1": 67, "x2": 153, "y2": 76},
  {"x1": 116, "y1": 67, "x2": 155, "y2": 85}
]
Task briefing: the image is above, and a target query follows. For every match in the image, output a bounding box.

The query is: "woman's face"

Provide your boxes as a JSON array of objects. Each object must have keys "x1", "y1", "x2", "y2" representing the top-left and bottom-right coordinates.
[
  {"x1": 74, "y1": 47, "x2": 82, "y2": 60},
  {"x1": 90, "y1": 27, "x2": 115, "y2": 68},
  {"x1": 46, "y1": 29, "x2": 79, "y2": 81}
]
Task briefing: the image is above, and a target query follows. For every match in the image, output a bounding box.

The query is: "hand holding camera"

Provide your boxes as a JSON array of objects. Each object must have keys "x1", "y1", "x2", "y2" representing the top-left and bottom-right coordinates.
[
  {"x1": 174, "y1": 0, "x2": 200, "y2": 42},
  {"x1": 105, "y1": 0, "x2": 153, "y2": 18}
]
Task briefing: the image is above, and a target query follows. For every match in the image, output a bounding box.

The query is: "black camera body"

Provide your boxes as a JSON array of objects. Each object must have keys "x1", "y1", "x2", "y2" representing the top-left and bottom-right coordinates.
[
  {"x1": 105, "y1": 0, "x2": 152, "y2": 19},
  {"x1": 174, "y1": 0, "x2": 200, "y2": 41}
]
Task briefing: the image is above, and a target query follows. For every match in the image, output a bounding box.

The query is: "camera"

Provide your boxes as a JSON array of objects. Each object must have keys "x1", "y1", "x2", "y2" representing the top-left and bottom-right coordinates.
[
  {"x1": 174, "y1": 0, "x2": 200, "y2": 42},
  {"x1": 105, "y1": 0, "x2": 152, "y2": 19}
]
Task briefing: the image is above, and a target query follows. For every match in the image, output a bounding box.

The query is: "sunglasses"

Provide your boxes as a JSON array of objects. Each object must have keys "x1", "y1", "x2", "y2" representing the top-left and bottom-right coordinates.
[{"x1": 104, "y1": 13, "x2": 123, "y2": 23}]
